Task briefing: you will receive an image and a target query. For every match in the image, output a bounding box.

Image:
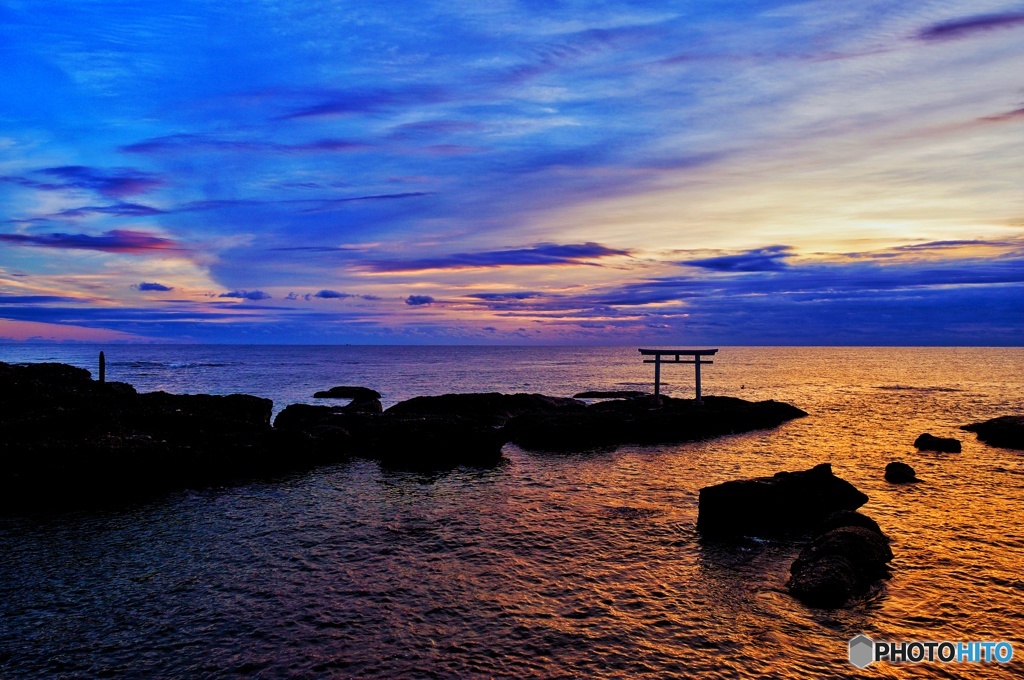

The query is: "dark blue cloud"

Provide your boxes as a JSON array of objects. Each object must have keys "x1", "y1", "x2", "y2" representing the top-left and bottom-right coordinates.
[
  {"x1": 918, "y1": 13, "x2": 1024, "y2": 41},
  {"x1": 682, "y1": 246, "x2": 793, "y2": 272},
  {"x1": 219, "y1": 290, "x2": 272, "y2": 301},
  {"x1": 276, "y1": 86, "x2": 450, "y2": 120},
  {"x1": 1, "y1": 166, "x2": 163, "y2": 198},
  {"x1": 53, "y1": 203, "x2": 166, "y2": 218},
  {"x1": 405, "y1": 295, "x2": 435, "y2": 306},
  {"x1": 312, "y1": 289, "x2": 351, "y2": 299},
  {"x1": 0, "y1": 295, "x2": 78, "y2": 304},
  {"x1": 137, "y1": 282, "x2": 173, "y2": 292},
  {"x1": 120, "y1": 134, "x2": 369, "y2": 155},
  {"x1": 369, "y1": 243, "x2": 630, "y2": 272},
  {"x1": 0, "y1": 229, "x2": 178, "y2": 253},
  {"x1": 467, "y1": 292, "x2": 544, "y2": 301}
]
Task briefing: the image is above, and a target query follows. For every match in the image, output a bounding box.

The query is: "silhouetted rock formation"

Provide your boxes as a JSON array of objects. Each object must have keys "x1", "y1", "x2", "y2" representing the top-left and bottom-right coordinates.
[
  {"x1": 385, "y1": 392, "x2": 586, "y2": 426},
  {"x1": 913, "y1": 432, "x2": 961, "y2": 453},
  {"x1": 572, "y1": 390, "x2": 647, "y2": 399},
  {"x1": 696, "y1": 463, "x2": 867, "y2": 538},
  {"x1": 274, "y1": 401, "x2": 506, "y2": 469},
  {"x1": 511, "y1": 395, "x2": 806, "y2": 453},
  {"x1": 313, "y1": 386, "x2": 382, "y2": 400},
  {"x1": 0, "y1": 361, "x2": 810, "y2": 509},
  {"x1": 962, "y1": 415, "x2": 1024, "y2": 450},
  {"x1": 0, "y1": 361, "x2": 287, "y2": 510},
  {"x1": 787, "y1": 513, "x2": 893, "y2": 608},
  {"x1": 884, "y1": 461, "x2": 917, "y2": 483}
]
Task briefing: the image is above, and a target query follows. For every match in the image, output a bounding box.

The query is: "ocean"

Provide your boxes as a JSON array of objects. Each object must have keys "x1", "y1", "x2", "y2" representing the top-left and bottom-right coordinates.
[{"x1": 0, "y1": 345, "x2": 1022, "y2": 678}]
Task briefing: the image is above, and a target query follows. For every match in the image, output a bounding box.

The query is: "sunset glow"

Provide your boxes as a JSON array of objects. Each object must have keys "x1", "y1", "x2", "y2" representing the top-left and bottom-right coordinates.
[{"x1": 2, "y1": 1, "x2": 1022, "y2": 343}]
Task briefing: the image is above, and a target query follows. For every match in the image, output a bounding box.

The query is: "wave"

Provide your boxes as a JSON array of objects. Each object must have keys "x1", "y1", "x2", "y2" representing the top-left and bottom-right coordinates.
[
  {"x1": 112, "y1": 360, "x2": 235, "y2": 369},
  {"x1": 874, "y1": 385, "x2": 962, "y2": 393}
]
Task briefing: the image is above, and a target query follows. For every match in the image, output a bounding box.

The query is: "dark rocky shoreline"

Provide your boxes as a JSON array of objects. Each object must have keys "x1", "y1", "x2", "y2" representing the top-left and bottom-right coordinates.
[{"x1": 0, "y1": 360, "x2": 807, "y2": 510}]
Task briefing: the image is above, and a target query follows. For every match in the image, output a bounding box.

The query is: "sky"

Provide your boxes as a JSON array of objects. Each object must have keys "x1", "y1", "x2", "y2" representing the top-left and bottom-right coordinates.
[{"x1": 1, "y1": 0, "x2": 1023, "y2": 345}]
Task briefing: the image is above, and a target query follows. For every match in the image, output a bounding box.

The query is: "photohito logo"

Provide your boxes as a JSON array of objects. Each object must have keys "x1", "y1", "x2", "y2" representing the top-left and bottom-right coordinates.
[{"x1": 849, "y1": 634, "x2": 1014, "y2": 668}]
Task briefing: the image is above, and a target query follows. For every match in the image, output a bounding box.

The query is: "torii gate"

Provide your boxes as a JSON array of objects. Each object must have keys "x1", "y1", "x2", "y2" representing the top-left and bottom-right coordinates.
[{"x1": 638, "y1": 348, "x2": 718, "y2": 404}]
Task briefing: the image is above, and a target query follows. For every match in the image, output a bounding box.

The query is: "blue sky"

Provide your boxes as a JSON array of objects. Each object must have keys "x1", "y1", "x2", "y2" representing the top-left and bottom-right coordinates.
[{"x1": 1, "y1": 0, "x2": 1022, "y2": 344}]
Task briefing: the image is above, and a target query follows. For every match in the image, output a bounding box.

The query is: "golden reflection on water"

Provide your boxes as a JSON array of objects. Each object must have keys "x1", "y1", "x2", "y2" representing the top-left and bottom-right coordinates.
[{"x1": 0, "y1": 346, "x2": 1022, "y2": 677}]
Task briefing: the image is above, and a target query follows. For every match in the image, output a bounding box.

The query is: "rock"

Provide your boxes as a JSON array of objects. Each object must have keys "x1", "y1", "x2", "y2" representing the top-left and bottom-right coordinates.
[
  {"x1": 314, "y1": 386, "x2": 382, "y2": 400},
  {"x1": 512, "y1": 395, "x2": 807, "y2": 453},
  {"x1": 884, "y1": 461, "x2": 917, "y2": 483},
  {"x1": 696, "y1": 463, "x2": 868, "y2": 538},
  {"x1": 787, "y1": 525, "x2": 893, "y2": 608},
  {"x1": 815, "y1": 510, "x2": 888, "y2": 538},
  {"x1": 344, "y1": 398, "x2": 382, "y2": 415},
  {"x1": 961, "y1": 415, "x2": 1024, "y2": 450},
  {"x1": 386, "y1": 392, "x2": 586, "y2": 426},
  {"x1": 344, "y1": 415, "x2": 507, "y2": 469},
  {"x1": 0, "y1": 361, "x2": 297, "y2": 510},
  {"x1": 275, "y1": 400, "x2": 503, "y2": 469},
  {"x1": 913, "y1": 433, "x2": 961, "y2": 453},
  {"x1": 572, "y1": 390, "x2": 647, "y2": 399}
]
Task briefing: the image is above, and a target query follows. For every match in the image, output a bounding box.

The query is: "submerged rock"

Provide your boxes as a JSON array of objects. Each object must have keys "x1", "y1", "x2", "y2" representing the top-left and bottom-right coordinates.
[
  {"x1": 512, "y1": 394, "x2": 806, "y2": 453},
  {"x1": 884, "y1": 461, "x2": 917, "y2": 483},
  {"x1": 696, "y1": 463, "x2": 867, "y2": 538},
  {"x1": 961, "y1": 415, "x2": 1024, "y2": 450},
  {"x1": 913, "y1": 433, "x2": 961, "y2": 453},
  {"x1": 313, "y1": 385, "x2": 381, "y2": 400},
  {"x1": 787, "y1": 524, "x2": 893, "y2": 608}
]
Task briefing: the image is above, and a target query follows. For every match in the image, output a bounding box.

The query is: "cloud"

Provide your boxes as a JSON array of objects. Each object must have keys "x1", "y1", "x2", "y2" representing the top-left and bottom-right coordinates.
[
  {"x1": 0, "y1": 229, "x2": 179, "y2": 253},
  {"x1": 681, "y1": 246, "x2": 793, "y2": 272},
  {"x1": 0, "y1": 295, "x2": 79, "y2": 304},
  {"x1": 387, "y1": 120, "x2": 482, "y2": 139},
  {"x1": 120, "y1": 134, "x2": 369, "y2": 155},
  {"x1": 137, "y1": 282, "x2": 173, "y2": 292},
  {"x1": 368, "y1": 242, "x2": 631, "y2": 272},
  {"x1": 53, "y1": 203, "x2": 166, "y2": 218},
  {"x1": 918, "y1": 12, "x2": 1024, "y2": 41},
  {"x1": 276, "y1": 86, "x2": 449, "y2": 120},
  {"x1": 467, "y1": 292, "x2": 544, "y2": 301},
  {"x1": 219, "y1": 290, "x2": 272, "y2": 300},
  {"x1": 405, "y1": 295, "x2": 435, "y2": 306},
  {"x1": 312, "y1": 289, "x2": 352, "y2": 299},
  {"x1": 1, "y1": 166, "x2": 164, "y2": 198}
]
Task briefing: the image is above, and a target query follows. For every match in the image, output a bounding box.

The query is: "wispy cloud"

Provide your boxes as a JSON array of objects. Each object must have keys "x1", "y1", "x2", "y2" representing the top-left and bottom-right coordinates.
[
  {"x1": 681, "y1": 246, "x2": 793, "y2": 272},
  {"x1": 120, "y1": 134, "x2": 369, "y2": 155},
  {"x1": 405, "y1": 295, "x2": 435, "y2": 306},
  {"x1": 307, "y1": 289, "x2": 380, "y2": 301},
  {"x1": 276, "y1": 86, "x2": 450, "y2": 120},
  {"x1": 918, "y1": 12, "x2": 1024, "y2": 41},
  {"x1": 2, "y1": 166, "x2": 163, "y2": 199},
  {"x1": 367, "y1": 242, "x2": 631, "y2": 272},
  {"x1": 0, "y1": 229, "x2": 178, "y2": 253}
]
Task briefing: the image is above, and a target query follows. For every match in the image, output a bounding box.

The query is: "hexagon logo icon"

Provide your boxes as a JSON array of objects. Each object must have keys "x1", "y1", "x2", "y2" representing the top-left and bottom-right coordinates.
[{"x1": 849, "y1": 634, "x2": 875, "y2": 668}]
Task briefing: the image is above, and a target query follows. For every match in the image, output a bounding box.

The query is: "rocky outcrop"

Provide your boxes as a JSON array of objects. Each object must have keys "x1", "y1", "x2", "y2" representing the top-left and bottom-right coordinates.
[
  {"x1": 787, "y1": 513, "x2": 893, "y2": 608},
  {"x1": 0, "y1": 361, "x2": 811, "y2": 509},
  {"x1": 961, "y1": 415, "x2": 1024, "y2": 450},
  {"x1": 884, "y1": 461, "x2": 917, "y2": 483},
  {"x1": 696, "y1": 463, "x2": 867, "y2": 538},
  {"x1": 913, "y1": 433, "x2": 961, "y2": 453},
  {"x1": 273, "y1": 402, "x2": 505, "y2": 469},
  {"x1": 572, "y1": 390, "x2": 647, "y2": 399},
  {"x1": 0, "y1": 361, "x2": 290, "y2": 509},
  {"x1": 511, "y1": 395, "x2": 806, "y2": 453},
  {"x1": 385, "y1": 392, "x2": 586, "y2": 426},
  {"x1": 313, "y1": 386, "x2": 382, "y2": 400}
]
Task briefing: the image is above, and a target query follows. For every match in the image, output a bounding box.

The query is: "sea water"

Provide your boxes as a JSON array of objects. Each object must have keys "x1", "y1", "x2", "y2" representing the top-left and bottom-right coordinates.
[{"x1": 0, "y1": 345, "x2": 1022, "y2": 678}]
